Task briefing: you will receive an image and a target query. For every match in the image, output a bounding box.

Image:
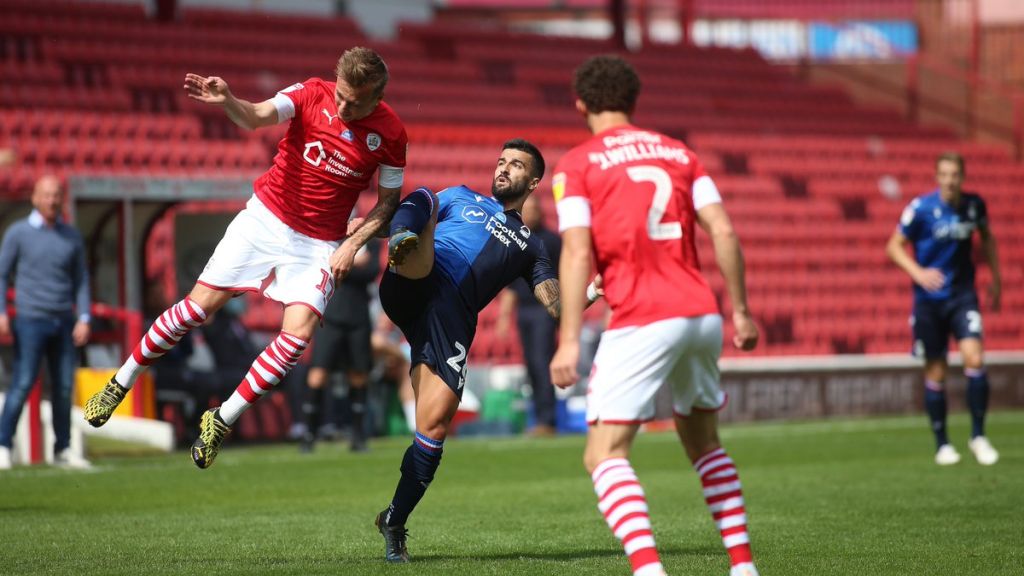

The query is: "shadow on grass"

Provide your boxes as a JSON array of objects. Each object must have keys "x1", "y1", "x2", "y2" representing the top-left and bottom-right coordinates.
[{"x1": 407, "y1": 543, "x2": 722, "y2": 563}]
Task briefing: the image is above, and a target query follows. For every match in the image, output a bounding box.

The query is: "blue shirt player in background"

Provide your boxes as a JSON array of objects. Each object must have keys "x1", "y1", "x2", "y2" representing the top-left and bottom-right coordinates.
[
  {"x1": 886, "y1": 152, "x2": 1002, "y2": 467},
  {"x1": 369, "y1": 139, "x2": 568, "y2": 563}
]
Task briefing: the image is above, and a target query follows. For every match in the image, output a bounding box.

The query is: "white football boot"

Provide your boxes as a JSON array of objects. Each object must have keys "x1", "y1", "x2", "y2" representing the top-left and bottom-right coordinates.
[
  {"x1": 934, "y1": 444, "x2": 961, "y2": 466},
  {"x1": 968, "y1": 436, "x2": 999, "y2": 466}
]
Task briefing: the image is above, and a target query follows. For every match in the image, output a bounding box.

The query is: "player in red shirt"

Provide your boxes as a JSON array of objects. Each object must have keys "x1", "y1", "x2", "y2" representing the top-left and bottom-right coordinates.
[
  {"x1": 84, "y1": 47, "x2": 408, "y2": 469},
  {"x1": 550, "y1": 56, "x2": 760, "y2": 576}
]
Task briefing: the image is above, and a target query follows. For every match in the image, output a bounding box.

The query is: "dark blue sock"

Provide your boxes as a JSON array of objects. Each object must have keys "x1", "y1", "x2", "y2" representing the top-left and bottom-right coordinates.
[
  {"x1": 385, "y1": 432, "x2": 443, "y2": 527},
  {"x1": 924, "y1": 381, "x2": 949, "y2": 449},
  {"x1": 965, "y1": 368, "x2": 989, "y2": 439},
  {"x1": 389, "y1": 187, "x2": 435, "y2": 237}
]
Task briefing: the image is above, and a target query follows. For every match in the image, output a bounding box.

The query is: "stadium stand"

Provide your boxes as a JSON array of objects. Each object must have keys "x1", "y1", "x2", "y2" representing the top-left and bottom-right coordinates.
[{"x1": 1, "y1": 0, "x2": 1019, "y2": 362}]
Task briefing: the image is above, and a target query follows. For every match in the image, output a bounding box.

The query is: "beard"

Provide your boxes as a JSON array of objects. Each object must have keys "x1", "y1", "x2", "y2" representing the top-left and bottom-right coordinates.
[{"x1": 492, "y1": 177, "x2": 530, "y2": 202}]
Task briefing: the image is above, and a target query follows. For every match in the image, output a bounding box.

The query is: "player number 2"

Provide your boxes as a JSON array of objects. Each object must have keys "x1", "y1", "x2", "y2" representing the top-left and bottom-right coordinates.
[
  {"x1": 446, "y1": 342, "x2": 468, "y2": 389},
  {"x1": 627, "y1": 165, "x2": 682, "y2": 241},
  {"x1": 966, "y1": 310, "x2": 982, "y2": 334}
]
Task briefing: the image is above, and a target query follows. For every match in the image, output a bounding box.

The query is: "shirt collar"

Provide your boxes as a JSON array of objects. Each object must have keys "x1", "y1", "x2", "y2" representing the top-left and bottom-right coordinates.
[{"x1": 28, "y1": 210, "x2": 60, "y2": 228}]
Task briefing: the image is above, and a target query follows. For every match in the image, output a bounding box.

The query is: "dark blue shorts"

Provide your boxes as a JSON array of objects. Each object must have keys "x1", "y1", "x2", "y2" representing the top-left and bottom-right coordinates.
[
  {"x1": 911, "y1": 291, "x2": 983, "y2": 359},
  {"x1": 379, "y1": 268, "x2": 475, "y2": 397}
]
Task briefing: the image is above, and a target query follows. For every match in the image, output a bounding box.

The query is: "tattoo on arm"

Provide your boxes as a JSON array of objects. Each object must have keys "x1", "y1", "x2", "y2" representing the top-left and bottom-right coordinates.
[
  {"x1": 348, "y1": 189, "x2": 400, "y2": 246},
  {"x1": 534, "y1": 279, "x2": 561, "y2": 320}
]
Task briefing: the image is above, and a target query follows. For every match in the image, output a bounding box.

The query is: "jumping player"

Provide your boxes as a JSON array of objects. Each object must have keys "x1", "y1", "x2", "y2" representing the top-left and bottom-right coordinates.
[
  {"x1": 371, "y1": 139, "x2": 583, "y2": 563},
  {"x1": 886, "y1": 152, "x2": 1001, "y2": 466},
  {"x1": 550, "y1": 56, "x2": 760, "y2": 576},
  {"x1": 84, "y1": 47, "x2": 407, "y2": 470}
]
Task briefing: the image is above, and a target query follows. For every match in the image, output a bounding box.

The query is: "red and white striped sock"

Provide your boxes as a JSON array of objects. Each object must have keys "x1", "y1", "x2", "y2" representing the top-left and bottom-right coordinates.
[
  {"x1": 694, "y1": 447, "x2": 753, "y2": 567},
  {"x1": 115, "y1": 297, "x2": 207, "y2": 390},
  {"x1": 592, "y1": 458, "x2": 665, "y2": 576},
  {"x1": 219, "y1": 332, "x2": 308, "y2": 425}
]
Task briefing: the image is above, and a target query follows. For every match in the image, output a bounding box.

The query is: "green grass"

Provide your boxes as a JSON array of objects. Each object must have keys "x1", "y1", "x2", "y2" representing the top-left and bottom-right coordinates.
[{"x1": 1, "y1": 412, "x2": 1022, "y2": 575}]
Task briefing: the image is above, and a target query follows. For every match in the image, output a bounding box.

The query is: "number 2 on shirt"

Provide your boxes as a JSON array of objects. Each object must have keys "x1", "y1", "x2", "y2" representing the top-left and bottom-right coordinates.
[{"x1": 627, "y1": 165, "x2": 682, "y2": 241}]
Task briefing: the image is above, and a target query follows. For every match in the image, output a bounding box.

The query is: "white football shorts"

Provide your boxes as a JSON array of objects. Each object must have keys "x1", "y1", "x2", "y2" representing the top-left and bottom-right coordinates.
[
  {"x1": 197, "y1": 195, "x2": 339, "y2": 317},
  {"x1": 587, "y1": 314, "x2": 725, "y2": 424}
]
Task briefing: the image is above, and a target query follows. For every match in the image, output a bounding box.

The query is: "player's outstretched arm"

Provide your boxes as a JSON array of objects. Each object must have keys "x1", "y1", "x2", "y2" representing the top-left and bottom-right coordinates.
[
  {"x1": 533, "y1": 279, "x2": 561, "y2": 320},
  {"x1": 980, "y1": 224, "x2": 1002, "y2": 311},
  {"x1": 885, "y1": 229, "x2": 944, "y2": 293},
  {"x1": 550, "y1": 227, "x2": 591, "y2": 388},
  {"x1": 532, "y1": 275, "x2": 602, "y2": 321},
  {"x1": 182, "y1": 73, "x2": 279, "y2": 130},
  {"x1": 330, "y1": 184, "x2": 401, "y2": 281},
  {"x1": 697, "y1": 203, "x2": 758, "y2": 351}
]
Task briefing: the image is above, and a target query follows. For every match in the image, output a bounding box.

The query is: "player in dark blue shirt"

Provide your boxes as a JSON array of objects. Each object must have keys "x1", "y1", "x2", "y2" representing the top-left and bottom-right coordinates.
[
  {"x1": 371, "y1": 139, "x2": 564, "y2": 563},
  {"x1": 886, "y1": 152, "x2": 1002, "y2": 466}
]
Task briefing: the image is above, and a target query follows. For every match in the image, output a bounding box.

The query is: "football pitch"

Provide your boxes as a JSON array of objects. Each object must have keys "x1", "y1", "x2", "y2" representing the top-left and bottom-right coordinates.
[{"x1": 1, "y1": 412, "x2": 1022, "y2": 576}]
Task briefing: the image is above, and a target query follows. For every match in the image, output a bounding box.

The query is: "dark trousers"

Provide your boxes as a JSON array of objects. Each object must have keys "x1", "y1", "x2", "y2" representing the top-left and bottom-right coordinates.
[
  {"x1": 0, "y1": 315, "x2": 76, "y2": 451},
  {"x1": 517, "y1": 307, "x2": 557, "y2": 427}
]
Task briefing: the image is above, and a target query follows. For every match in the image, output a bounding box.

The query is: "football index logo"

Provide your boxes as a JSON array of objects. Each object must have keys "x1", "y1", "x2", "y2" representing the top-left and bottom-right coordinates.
[{"x1": 462, "y1": 206, "x2": 487, "y2": 224}]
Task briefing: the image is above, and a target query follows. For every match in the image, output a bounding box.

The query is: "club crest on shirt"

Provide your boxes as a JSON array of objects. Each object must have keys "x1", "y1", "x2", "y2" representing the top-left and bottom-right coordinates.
[
  {"x1": 366, "y1": 132, "x2": 381, "y2": 151},
  {"x1": 520, "y1": 226, "x2": 531, "y2": 238}
]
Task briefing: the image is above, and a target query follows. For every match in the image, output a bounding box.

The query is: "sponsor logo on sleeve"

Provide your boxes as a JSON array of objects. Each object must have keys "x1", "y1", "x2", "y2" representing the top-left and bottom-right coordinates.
[
  {"x1": 280, "y1": 82, "x2": 304, "y2": 93},
  {"x1": 552, "y1": 172, "x2": 566, "y2": 202}
]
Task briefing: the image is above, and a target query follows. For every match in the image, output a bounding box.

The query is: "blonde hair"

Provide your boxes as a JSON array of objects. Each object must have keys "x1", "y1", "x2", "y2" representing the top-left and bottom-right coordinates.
[
  {"x1": 335, "y1": 47, "x2": 389, "y2": 97},
  {"x1": 935, "y1": 151, "x2": 965, "y2": 176}
]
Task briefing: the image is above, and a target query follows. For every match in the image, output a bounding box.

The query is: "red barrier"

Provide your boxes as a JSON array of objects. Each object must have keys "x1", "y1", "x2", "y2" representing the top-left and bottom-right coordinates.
[{"x1": 27, "y1": 380, "x2": 42, "y2": 464}]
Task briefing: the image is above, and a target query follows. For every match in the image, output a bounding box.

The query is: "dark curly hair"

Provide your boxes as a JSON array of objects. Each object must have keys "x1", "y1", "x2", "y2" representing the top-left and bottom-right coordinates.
[{"x1": 573, "y1": 55, "x2": 641, "y2": 114}]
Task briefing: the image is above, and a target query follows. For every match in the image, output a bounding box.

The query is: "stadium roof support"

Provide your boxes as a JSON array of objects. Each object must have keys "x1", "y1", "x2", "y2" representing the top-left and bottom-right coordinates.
[{"x1": 68, "y1": 176, "x2": 253, "y2": 328}]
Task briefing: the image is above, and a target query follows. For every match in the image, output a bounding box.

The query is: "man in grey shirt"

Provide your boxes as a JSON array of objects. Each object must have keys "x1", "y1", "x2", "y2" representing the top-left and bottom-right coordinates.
[{"x1": 0, "y1": 175, "x2": 92, "y2": 469}]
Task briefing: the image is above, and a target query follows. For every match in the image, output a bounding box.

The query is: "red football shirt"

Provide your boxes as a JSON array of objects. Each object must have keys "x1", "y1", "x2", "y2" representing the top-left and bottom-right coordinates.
[
  {"x1": 254, "y1": 78, "x2": 408, "y2": 241},
  {"x1": 553, "y1": 124, "x2": 720, "y2": 329}
]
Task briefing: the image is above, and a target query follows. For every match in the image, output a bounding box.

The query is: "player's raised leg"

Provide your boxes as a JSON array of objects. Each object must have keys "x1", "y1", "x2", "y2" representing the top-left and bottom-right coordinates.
[
  {"x1": 677, "y1": 411, "x2": 758, "y2": 576},
  {"x1": 84, "y1": 285, "x2": 232, "y2": 427},
  {"x1": 376, "y1": 363, "x2": 460, "y2": 563},
  {"x1": 192, "y1": 303, "x2": 317, "y2": 469},
  {"x1": 388, "y1": 187, "x2": 437, "y2": 273},
  {"x1": 586, "y1": 423, "x2": 666, "y2": 576},
  {"x1": 960, "y1": 337, "x2": 998, "y2": 465}
]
